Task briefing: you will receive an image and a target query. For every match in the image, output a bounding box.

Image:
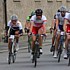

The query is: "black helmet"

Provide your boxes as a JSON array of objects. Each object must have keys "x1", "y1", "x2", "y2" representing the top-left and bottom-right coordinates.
[{"x1": 35, "y1": 9, "x2": 43, "y2": 16}]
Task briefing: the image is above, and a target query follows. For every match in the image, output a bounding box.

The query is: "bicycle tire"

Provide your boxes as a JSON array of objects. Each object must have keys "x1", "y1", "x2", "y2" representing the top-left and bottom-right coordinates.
[
  {"x1": 68, "y1": 56, "x2": 70, "y2": 66},
  {"x1": 58, "y1": 44, "x2": 62, "y2": 62},
  {"x1": 34, "y1": 45, "x2": 38, "y2": 67},
  {"x1": 12, "y1": 54, "x2": 15, "y2": 63},
  {"x1": 8, "y1": 42, "x2": 12, "y2": 64},
  {"x1": 28, "y1": 43, "x2": 31, "y2": 53},
  {"x1": 8, "y1": 53, "x2": 11, "y2": 64},
  {"x1": 58, "y1": 52, "x2": 61, "y2": 62}
]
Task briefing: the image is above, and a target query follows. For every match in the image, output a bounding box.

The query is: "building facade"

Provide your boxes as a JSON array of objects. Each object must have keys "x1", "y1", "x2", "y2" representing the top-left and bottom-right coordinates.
[{"x1": 0, "y1": 0, "x2": 70, "y2": 33}]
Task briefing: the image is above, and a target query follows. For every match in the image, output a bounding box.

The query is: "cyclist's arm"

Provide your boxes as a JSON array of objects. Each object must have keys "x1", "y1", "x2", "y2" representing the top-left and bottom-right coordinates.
[
  {"x1": 55, "y1": 18, "x2": 59, "y2": 30},
  {"x1": 63, "y1": 19, "x2": 67, "y2": 32},
  {"x1": 43, "y1": 23, "x2": 46, "y2": 34},
  {"x1": 19, "y1": 22, "x2": 23, "y2": 36},
  {"x1": 30, "y1": 15, "x2": 35, "y2": 33},
  {"x1": 6, "y1": 21, "x2": 11, "y2": 35},
  {"x1": 51, "y1": 19, "x2": 56, "y2": 29},
  {"x1": 42, "y1": 16, "x2": 47, "y2": 34},
  {"x1": 30, "y1": 21, "x2": 34, "y2": 33}
]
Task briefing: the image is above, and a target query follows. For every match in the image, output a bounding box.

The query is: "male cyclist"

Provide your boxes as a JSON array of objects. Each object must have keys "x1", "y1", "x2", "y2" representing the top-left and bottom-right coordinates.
[
  {"x1": 6, "y1": 14, "x2": 23, "y2": 54},
  {"x1": 63, "y1": 11, "x2": 70, "y2": 59},
  {"x1": 30, "y1": 9, "x2": 47, "y2": 57},
  {"x1": 50, "y1": 10, "x2": 60, "y2": 52},
  {"x1": 53, "y1": 6, "x2": 67, "y2": 58}
]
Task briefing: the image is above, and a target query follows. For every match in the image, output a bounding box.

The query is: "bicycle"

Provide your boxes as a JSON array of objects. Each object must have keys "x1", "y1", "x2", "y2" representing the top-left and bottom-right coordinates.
[
  {"x1": 32, "y1": 34, "x2": 46, "y2": 67},
  {"x1": 57, "y1": 31, "x2": 65, "y2": 62},
  {"x1": 8, "y1": 35, "x2": 17, "y2": 64},
  {"x1": 67, "y1": 33, "x2": 70, "y2": 66}
]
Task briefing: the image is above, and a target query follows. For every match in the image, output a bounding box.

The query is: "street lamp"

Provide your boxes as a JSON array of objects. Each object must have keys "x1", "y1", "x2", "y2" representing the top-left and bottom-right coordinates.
[
  {"x1": 4, "y1": 0, "x2": 7, "y2": 30},
  {"x1": 4, "y1": 0, "x2": 8, "y2": 43}
]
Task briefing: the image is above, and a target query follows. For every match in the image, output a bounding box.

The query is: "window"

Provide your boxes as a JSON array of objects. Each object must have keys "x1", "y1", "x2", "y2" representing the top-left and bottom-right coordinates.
[
  {"x1": 66, "y1": 0, "x2": 70, "y2": 2},
  {"x1": 34, "y1": 0, "x2": 41, "y2": 2},
  {"x1": 56, "y1": 0, "x2": 62, "y2": 2},
  {"x1": 47, "y1": 0, "x2": 53, "y2": 2},
  {"x1": 13, "y1": 0, "x2": 20, "y2": 2}
]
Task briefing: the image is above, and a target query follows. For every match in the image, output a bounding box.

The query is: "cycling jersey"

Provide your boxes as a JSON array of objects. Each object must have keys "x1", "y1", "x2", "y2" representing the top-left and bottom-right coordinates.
[
  {"x1": 56, "y1": 12, "x2": 65, "y2": 31},
  {"x1": 7, "y1": 20, "x2": 23, "y2": 35},
  {"x1": 30, "y1": 15, "x2": 47, "y2": 34},
  {"x1": 26, "y1": 16, "x2": 31, "y2": 21},
  {"x1": 64, "y1": 13, "x2": 70, "y2": 33},
  {"x1": 30, "y1": 15, "x2": 47, "y2": 27}
]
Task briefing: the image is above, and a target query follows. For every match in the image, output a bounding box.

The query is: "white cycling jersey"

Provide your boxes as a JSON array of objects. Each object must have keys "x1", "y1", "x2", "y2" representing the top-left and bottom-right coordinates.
[
  {"x1": 56, "y1": 12, "x2": 65, "y2": 25},
  {"x1": 7, "y1": 20, "x2": 23, "y2": 30},
  {"x1": 64, "y1": 12, "x2": 70, "y2": 23},
  {"x1": 30, "y1": 15, "x2": 47, "y2": 27}
]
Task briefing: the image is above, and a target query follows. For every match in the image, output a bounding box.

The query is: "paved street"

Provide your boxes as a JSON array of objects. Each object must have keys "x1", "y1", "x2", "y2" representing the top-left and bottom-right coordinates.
[{"x1": 0, "y1": 34, "x2": 70, "y2": 70}]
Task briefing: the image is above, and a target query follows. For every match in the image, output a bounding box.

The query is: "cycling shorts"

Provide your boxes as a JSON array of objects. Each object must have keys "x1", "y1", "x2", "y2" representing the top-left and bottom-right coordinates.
[
  {"x1": 66, "y1": 24, "x2": 70, "y2": 33},
  {"x1": 32, "y1": 25, "x2": 44, "y2": 34},
  {"x1": 58, "y1": 25, "x2": 64, "y2": 31}
]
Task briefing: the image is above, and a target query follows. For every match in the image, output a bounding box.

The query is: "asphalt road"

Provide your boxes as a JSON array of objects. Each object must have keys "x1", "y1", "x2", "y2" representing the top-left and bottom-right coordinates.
[{"x1": 0, "y1": 34, "x2": 70, "y2": 70}]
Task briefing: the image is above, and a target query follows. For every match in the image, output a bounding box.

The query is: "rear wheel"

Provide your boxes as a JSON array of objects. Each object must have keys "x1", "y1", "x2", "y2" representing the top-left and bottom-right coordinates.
[
  {"x1": 58, "y1": 52, "x2": 61, "y2": 62},
  {"x1": 8, "y1": 53, "x2": 11, "y2": 64},
  {"x1": 68, "y1": 56, "x2": 70, "y2": 66},
  {"x1": 58, "y1": 44, "x2": 62, "y2": 62}
]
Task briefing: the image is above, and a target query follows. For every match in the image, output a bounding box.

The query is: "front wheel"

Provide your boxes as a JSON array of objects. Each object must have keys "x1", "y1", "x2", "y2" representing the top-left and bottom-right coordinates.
[
  {"x1": 68, "y1": 56, "x2": 70, "y2": 66},
  {"x1": 58, "y1": 52, "x2": 61, "y2": 62}
]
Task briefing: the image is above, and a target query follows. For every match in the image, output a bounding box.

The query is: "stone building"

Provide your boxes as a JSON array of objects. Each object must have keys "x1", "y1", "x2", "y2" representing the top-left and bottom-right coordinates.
[{"x1": 0, "y1": 0, "x2": 70, "y2": 33}]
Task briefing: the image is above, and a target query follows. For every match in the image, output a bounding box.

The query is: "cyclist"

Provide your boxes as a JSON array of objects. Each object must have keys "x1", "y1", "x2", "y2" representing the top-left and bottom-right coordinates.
[
  {"x1": 63, "y1": 11, "x2": 70, "y2": 59},
  {"x1": 30, "y1": 9, "x2": 47, "y2": 58},
  {"x1": 6, "y1": 14, "x2": 23, "y2": 54},
  {"x1": 53, "y1": 6, "x2": 67, "y2": 58},
  {"x1": 24, "y1": 11, "x2": 35, "y2": 34},
  {"x1": 50, "y1": 9, "x2": 60, "y2": 52}
]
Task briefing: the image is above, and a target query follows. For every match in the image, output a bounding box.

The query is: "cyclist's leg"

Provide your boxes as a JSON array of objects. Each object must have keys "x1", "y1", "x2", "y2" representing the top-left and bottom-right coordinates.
[
  {"x1": 51, "y1": 29, "x2": 56, "y2": 52},
  {"x1": 15, "y1": 31, "x2": 20, "y2": 51},
  {"x1": 8, "y1": 35, "x2": 14, "y2": 53},
  {"x1": 54, "y1": 31, "x2": 60, "y2": 58},
  {"x1": 64, "y1": 33, "x2": 70, "y2": 58},
  {"x1": 38, "y1": 27, "x2": 44, "y2": 54},
  {"x1": 31, "y1": 26, "x2": 37, "y2": 56},
  {"x1": 8, "y1": 38, "x2": 12, "y2": 53}
]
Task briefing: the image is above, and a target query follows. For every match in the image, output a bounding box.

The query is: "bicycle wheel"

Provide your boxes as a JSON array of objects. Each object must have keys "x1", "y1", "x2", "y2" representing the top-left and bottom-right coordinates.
[
  {"x1": 8, "y1": 53, "x2": 11, "y2": 64},
  {"x1": 8, "y1": 42, "x2": 12, "y2": 64},
  {"x1": 28, "y1": 43, "x2": 31, "y2": 53},
  {"x1": 12, "y1": 42, "x2": 16, "y2": 63},
  {"x1": 12, "y1": 54, "x2": 15, "y2": 63},
  {"x1": 58, "y1": 44, "x2": 62, "y2": 62},
  {"x1": 34, "y1": 45, "x2": 38, "y2": 67},
  {"x1": 68, "y1": 56, "x2": 70, "y2": 66},
  {"x1": 28, "y1": 36, "x2": 31, "y2": 53},
  {"x1": 58, "y1": 52, "x2": 61, "y2": 62}
]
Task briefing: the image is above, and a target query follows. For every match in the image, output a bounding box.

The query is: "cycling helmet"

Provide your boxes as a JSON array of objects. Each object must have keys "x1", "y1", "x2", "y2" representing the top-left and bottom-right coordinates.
[
  {"x1": 35, "y1": 9, "x2": 43, "y2": 16},
  {"x1": 11, "y1": 14, "x2": 18, "y2": 20},
  {"x1": 59, "y1": 5, "x2": 67, "y2": 12},
  {"x1": 31, "y1": 11, "x2": 35, "y2": 16}
]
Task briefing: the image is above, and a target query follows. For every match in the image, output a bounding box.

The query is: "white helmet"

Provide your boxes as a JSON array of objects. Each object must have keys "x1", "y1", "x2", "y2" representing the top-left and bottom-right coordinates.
[
  {"x1": 11, "y1": 14, "x2": 18, "y2": 20},
  {"x1": 59, "y1": 5, "x2": 67, "y2": 12}
]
